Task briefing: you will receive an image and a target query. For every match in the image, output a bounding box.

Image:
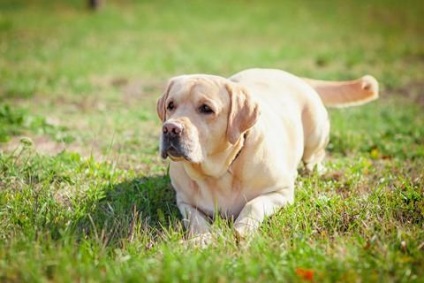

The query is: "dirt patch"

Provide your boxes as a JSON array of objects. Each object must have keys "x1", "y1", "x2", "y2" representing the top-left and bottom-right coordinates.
[
  {"x1": 1, "y1": 135, "x2": 104, "y2": 160},
  {"x1": 386, "y1": 81, "x2": 424, "y2": 107},
  {"x1": 90, "y1": 75, "x2": 164, "y2": 106},
  {"x1": 0, "y1": 134, "x2": 163, "y2": 173}
]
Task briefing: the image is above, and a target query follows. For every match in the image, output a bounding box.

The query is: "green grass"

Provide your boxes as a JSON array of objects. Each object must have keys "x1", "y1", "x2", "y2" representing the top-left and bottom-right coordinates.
[{"x1": 1, "y1": 0, "x2": 423, "y2": 282}]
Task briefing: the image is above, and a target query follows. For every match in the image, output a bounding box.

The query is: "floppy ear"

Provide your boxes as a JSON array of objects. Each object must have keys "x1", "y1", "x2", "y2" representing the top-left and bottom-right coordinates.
[
  {"x1": 226, "y1": 82, "x2": 259, "y2": 144},
  {"x1": 157, "y1": 79, "x2": 175, "y2": 122}
]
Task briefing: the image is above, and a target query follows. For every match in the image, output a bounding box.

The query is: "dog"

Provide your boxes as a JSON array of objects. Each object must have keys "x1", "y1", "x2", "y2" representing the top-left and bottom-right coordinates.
[{"x1": 157, "y1": 68, "x2": 378, "y2": 246}]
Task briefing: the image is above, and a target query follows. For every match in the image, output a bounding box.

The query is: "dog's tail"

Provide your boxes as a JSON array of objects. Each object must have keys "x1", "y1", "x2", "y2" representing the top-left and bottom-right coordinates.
[{"x1": 303, "y1": 75, "x2": 379, "y2": 107}]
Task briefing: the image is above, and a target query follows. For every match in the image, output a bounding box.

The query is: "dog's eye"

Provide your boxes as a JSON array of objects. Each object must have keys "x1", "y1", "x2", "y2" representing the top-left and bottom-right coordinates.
[
  {"x1": 199, "y1": 104, "x2": 214, "y2": 114},
  {"x1": 167, "y1": 101, "x2": 175, "y2": 111}
]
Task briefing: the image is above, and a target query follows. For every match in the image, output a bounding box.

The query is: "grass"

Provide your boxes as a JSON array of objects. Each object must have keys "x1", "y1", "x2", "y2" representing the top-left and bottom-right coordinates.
[{"x1": 1, "y1": 0, "x2": 423, "y2": 282}]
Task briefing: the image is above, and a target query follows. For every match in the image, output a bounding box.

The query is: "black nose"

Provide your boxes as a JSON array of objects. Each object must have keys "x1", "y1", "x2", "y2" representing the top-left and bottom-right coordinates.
[{"x1": 163, "y1": 122, "x2": 183, "y2": 137}]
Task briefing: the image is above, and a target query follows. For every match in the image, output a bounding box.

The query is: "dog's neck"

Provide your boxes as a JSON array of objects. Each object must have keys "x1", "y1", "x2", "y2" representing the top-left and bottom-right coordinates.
[{"x1": 182, "y1": 133, "x2": 247, "y2": 180}]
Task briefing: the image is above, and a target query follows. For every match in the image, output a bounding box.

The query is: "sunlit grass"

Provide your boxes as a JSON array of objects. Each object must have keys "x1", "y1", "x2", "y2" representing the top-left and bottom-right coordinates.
[{"x1": 0, "y1": 0, "x2": 423, "y2": 282}]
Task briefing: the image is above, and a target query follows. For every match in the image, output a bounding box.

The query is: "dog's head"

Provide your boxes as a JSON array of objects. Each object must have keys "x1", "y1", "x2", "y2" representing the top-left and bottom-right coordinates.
[{"x1": 157, "y1": 75, "x2": 259, "y2": 164}]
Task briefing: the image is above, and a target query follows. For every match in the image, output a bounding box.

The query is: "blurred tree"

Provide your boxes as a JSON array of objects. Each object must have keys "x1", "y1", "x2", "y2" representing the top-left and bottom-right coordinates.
[{"x1": 88, "y1": 0, "x2": 102, "y2": 10}]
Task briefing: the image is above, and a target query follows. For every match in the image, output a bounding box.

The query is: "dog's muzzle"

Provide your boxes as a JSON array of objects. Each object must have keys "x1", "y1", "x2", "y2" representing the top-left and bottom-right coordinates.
[{"x1": 161, "y1": 121, "x2": 187, "y2": 160}]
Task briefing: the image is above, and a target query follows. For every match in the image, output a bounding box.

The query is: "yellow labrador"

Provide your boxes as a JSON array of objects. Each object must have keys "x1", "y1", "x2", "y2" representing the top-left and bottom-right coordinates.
[{"x1": 157, "y1": 68, "x2": 378, "y2": 245}]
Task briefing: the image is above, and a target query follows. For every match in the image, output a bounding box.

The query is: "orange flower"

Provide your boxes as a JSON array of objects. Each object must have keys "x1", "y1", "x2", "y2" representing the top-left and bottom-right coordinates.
[{"x1": 295, "y1": 268, "x2": 314, "y2": 281}]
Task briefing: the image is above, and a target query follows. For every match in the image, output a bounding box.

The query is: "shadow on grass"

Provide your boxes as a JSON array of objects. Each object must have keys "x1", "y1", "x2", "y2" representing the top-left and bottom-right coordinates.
[{"x1": 76, "y1": 174, "x2": 181, "y2": 247}]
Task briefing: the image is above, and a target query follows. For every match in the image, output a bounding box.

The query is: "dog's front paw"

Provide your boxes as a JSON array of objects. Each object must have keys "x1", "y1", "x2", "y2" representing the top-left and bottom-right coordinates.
[
  {"x1": 234, "y1": 224, "x2": 257, "y2": 247},
  {"x1": 302, "y1": 162, "x2": 327, "y2": 176}
]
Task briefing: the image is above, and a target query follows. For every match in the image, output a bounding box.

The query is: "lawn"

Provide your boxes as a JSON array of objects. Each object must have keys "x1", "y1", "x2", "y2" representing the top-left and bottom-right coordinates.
[{"x1": 0, "y1": 0, "x2": 423, "y2": 282}]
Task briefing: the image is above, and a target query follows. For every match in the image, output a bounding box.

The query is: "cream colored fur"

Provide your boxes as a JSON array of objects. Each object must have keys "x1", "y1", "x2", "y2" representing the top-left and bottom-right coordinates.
[{"x1": 157, "y1": 68, "x2": 378, "y2": 246}]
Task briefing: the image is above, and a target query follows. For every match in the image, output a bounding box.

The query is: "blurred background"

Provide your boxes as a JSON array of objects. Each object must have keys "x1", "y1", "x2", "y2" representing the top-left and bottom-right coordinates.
[
  {"x1": 0, "y1": 0, "x2": 423, "y2": 161},
  {"x1": 1, "y1": 0, "x2": 423, "y2": 89}
]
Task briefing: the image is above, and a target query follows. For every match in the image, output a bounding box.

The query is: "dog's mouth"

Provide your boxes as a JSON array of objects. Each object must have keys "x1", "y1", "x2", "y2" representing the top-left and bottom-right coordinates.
[
  {"x1": 162, "y1": 146, "x2": 183, "y2": 160},
  {"x1": 161, "y1": 142, "x2": 192, "y2": 162}
]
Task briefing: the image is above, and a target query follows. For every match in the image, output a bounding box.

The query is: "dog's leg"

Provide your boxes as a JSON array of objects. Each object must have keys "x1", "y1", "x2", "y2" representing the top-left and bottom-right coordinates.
[
  {"x1": 178, "y1": 203, "x2": 211, "y2": 235},
  {"x1": 302, "y1": 148, "x2": 326, "y2": 175},
  {"x1": 234, "y1": 188, "x2": 294, "y2": 240},
  {"x1": 302, "y1": 112, "x2": 330, "y2": 175},
  {"x1": 178, "y1": 203, "x2": 213, "y2": 247}
]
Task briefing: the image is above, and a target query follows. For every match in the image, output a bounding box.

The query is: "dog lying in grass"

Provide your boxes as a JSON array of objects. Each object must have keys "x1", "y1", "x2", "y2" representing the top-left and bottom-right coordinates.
[{"x1": 157, "y1": 68, "x2": 378, "y2": 246}]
